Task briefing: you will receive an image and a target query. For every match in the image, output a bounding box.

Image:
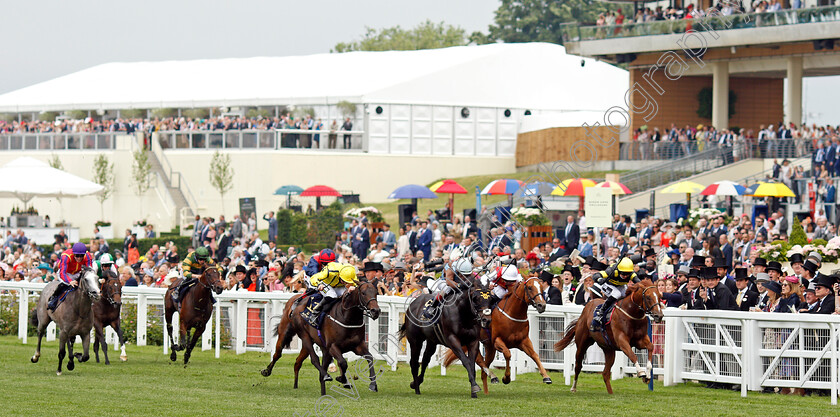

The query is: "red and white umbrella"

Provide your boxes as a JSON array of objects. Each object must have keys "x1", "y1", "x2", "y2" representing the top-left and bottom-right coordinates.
[{"x1": 700, "y1": 181, "x2": 747, "y2": 196}]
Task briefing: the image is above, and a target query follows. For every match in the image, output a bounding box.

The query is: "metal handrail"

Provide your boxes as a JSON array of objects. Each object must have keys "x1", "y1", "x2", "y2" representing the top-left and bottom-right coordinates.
[
  {"x1": 0, "y1": 132, "x2": 119, "y2": 151},
  {"x1": 156, "y1": 128, "x2": 365, "y2": 151},
  {"x1": 151, "y1": 135, "x2": 199, "y2": 217}
]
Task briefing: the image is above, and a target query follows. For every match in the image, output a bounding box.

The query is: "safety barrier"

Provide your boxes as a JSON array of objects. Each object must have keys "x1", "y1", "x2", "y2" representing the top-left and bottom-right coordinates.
[{"x1": 1, "y1": 281, "x2": 836, "y2": 404}]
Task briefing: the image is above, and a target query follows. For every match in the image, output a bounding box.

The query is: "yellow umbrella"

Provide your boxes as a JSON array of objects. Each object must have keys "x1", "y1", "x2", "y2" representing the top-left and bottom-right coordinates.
[
  {"x1": 551, "y1": 178, "x2": 596, "y2": 196},
  {"x1": 661, "y1": 181, "x2": 704, "y2": 210},
  {"x1": 751, "y1": 182, "x2": 796, "y2": 198}
]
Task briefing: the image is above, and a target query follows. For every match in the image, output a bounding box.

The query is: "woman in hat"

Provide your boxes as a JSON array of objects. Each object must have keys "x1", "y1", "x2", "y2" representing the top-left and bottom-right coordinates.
[
  {"x1": 761, "y1": 280, "x2": 782, "y2": 312},
  {"x1": 777, "y1": 277, "x2": 803, "y2": 313}
]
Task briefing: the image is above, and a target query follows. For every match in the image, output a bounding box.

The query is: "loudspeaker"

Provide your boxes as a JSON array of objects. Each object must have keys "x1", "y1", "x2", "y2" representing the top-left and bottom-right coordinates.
[
  {"x1": 341, "y1": 194, "x2": 360, "y2": 204},
  {"x1": 399, "y1": 204, "x2": 416, "y2": 227},
  {"x1": 463, "y1": 208, "x2": 477, "y2": 222}
]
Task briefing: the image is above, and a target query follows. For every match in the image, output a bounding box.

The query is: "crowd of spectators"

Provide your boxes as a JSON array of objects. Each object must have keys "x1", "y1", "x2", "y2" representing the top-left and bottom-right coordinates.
[{"x1": 596, "y1": 0, "x2": 815, "y2": 28}]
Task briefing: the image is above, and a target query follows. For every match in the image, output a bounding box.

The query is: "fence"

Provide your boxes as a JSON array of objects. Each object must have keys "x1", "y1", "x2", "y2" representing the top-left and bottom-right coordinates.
[
  {"x1": 559, "y1": 5, "x2": 840, "y2": 43},
  {"x1": 620, "y1": 138, "x2": 813, "y2": 161},
  {"x1": 1, "y1": 281, "x2": 836, "y2": 404},
  {"x1": 0, "y1": 132, "x2": 119, "y2": 151},
  {"x1": 155, "y1": 129, "x2": 366, "y2": 151}
]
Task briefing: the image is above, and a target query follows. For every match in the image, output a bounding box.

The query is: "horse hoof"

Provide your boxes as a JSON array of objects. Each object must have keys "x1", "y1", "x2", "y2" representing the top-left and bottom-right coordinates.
[
  {"x1": 502, "y1": 376, "x2": 511, "y2": 385},
  {"x1": 104, "y1": 361, "x2": 110, "y2": 366},
  {"x1": 490, "y1": 377, "x2": 499, "y2": 384},
  {"x1": 471, "y1": 385, "x2": 481, "y2": 394},
  {"x1": 369, "y1": 384, "x2": 377, "y2": 392},
  {"x1": 471, "y1": 392, "x2": 478, "y2": 399},
  {"x1": 543, "y1": 377, "x2": 552, "y2": 384},
  {"x1": 409, "y1": 381, "x2": 417, "y2": 390},
  {"x1": 170, "y1": 352, "x2": 177, "y2": 362},
  {"x1": 570, "y1": 388, "x2": 577, "y2": 393},
  {"x1": 120, "y1": 355, "x2": 127, "y2": 362},
  {"x1": 642, "y1": 377, "x2": 650, "y2": 384},
  {"x1": 67, "y1": 362, "x2": 74, "y2": 371},
  {"x1": 56, "y1": 371, "x2": 61, "y2": 376},
  {"x1": 336, "y1": 375, "x2": 347, "y2": 385},
  {"x1": 31, "y1": 356, "x2": 39, "y2": 363},
  {"x1": 323, "y1": 374, "x2": 332, "y2": 382},
  {"x1": 261, "y1": 369, "x2": 272, "y2": 377}
]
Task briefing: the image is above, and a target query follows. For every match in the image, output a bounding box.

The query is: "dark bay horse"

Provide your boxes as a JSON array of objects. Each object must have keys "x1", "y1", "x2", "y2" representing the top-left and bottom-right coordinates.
[
  {"x1": 164, "y1": 268, "x2": 224, "y2": 366},
  {"x1": 93, "y1": 270, "x2": 127, "y2": 364},
  {"x1": 554, "y1": 278, "x2": 664, "y2": 394},
  {"x1": 398, "y1": 282, "x2": 493, "y2": 398},
  {"x1": 261, "y1": 282, "x2": 381, "y2": 396},
  {"x1": 31, "y1": 267, "x2": 101, "y2": 375},
  {"x1": 443, "y1": 275, "x2": 549, "y2": 394}
]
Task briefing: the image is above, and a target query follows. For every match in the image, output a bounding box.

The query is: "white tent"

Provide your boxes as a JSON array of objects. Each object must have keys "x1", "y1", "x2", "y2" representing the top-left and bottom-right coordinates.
[
  {"x1": 0, "y1": 42, "x2": 628, "y2": 113},
  {"x1": 0, "y1": 157, "x2": 104, "y2": 203}
]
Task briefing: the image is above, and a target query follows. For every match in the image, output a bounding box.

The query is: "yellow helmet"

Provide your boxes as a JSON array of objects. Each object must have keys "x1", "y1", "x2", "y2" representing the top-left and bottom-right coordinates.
[
  {"x1": 617, "y1": 258, "x2": 634, "y2": 273},
  {"x1": 339, "y1": 265, "x2": 357, "y2": 284}
]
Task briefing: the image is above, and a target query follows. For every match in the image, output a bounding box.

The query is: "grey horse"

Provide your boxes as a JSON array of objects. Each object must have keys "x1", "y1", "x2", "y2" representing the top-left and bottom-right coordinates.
[{"x1": 30, "y1": 267, "x2": 101, "y2": 375}]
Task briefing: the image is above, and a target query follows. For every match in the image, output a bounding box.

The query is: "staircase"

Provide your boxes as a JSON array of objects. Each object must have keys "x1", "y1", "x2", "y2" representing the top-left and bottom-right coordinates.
[
  {"x1": 619, "y1": 147, "x2": 730, "y2": 195},
  {"x1": 146, "y1": 149, "x2": 195, "y2": 226}
]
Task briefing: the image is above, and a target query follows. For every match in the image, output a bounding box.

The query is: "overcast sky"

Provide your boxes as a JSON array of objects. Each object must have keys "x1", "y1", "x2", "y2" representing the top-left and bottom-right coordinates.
[{"x1": 2, "y1": 0, "x2": 837, "y2": 124}]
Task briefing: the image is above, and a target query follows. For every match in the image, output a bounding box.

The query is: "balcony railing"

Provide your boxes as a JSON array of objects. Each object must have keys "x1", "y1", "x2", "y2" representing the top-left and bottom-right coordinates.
[
  {"x1": 0, "y1": 132, "x2": 118, "y2": 151},
  {"x1": 156, "y1": 129, "x2": 366, "y2": 151},
  {"x1": 560, "y1": 5, "x2": 840, "y2": 43},
  {"x1": 620, "y1": 138, "x2": 813, "y2": 161}
]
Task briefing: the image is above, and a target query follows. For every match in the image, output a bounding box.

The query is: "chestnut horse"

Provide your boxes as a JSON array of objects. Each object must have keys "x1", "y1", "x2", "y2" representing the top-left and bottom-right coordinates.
[
  {"x1": 92, "y1": 271, "x2": 128, "y2": 364},
  {"x1": 261, "y1": 282, "x2": 381, "y2": 396},
  {"x1": 443, "y1": 275, "x2": 549, "y2": 394},
  {"x1": 554, "y1": 278, "x2": 664, "y2": 394},
  {"x1": 164, "y1": 268, "x2": 224, "y2": 366}
]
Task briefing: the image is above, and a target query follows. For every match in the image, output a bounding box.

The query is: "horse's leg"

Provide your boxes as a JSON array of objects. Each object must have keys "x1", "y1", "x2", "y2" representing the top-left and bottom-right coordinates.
[
  {"x1": 330, "y1": 345, "x2": 350, "y2": 388},
  {"x1": 183, "y1": 323, "x2": 204, "y2": 367},
  {"x1": 602, "y1": 349, "x2": 616, "y2": 395},
  {"x1": 165, "y1": 304, "x2": 177, "y2": 361},
  {"x1": 571, "y1": 336, "x2": 595, "y2": 393},
  {"x1": 293, "y1": 350, "x2": 308, "y2": 389},
  {"x1": 31, "y1": 313, "x2": 48, "y2": 363},
  {"x1": 482, "y1": 341, "x2": 500, "y2": 393},
  {"x1": 494, "y1": 337, "x2": 513, "y2": 385},
  {"x1": 302, "y1": 335, "x2": 328, "y2": 396},
  {"x1": 638, "y1": 334, "x2": 655, "y2": 383},
  {"x1": 112, "y1": 319, "x2": 127, "y2": 362},
  {"x1": 417, "y1": 340, "x2": 437, "y2": 389},
  {"x1": 177, "y1": 316, "x2": 189, "y2": 352},
  {"x1": 353, "y1": 343, "x2": 378, "y2": 392},
  {"x1": 408, "y1": 339, "x2": 423, "y2": 394},
  {"x1": 93, "y1": 321, "x2": 103, "y2": 364},
  {"x1": 615, "y1": 333, "x2": 646, "y2": 380},
  {"x1": 446, "y1": 335, "x2": 479, "y2": 398},
  {"x1": 66, "y1": 336, "x2": 75, "y2": 371},
  {"x1": 519, "y1": 337, "x2": 552, "y2": 384},
  {"x1": 78, "y1": 331, "x2": 91, "y2": 363},
  {"x1": 466, "y1": 340, "x2": 482, "y2": 398},
  {"x1": 56, "y1": 332, "x2": 67, "y2": 376},
  {"x1": 261, "y1": 325, "x2": 288, "y2": 377}
]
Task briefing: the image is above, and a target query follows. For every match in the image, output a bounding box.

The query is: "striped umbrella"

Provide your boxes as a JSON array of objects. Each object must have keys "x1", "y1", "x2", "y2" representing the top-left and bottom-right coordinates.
[
  {"x1": 745, "y1": 183, "x2": 762, "y2": 196},
  {"x1": 550, "y1": 178, "x2": 596, "y2": 196},
  {"x1": 594, "y1": 181, "x2": 633, "y2": 196},
  {"x1": 661, "y1": 181, "x2": 704, "y2": 210},
  {"x1": 481, "y1": 179, "x2": 525, "y2": 195},
  {"x1": 429, "y1": 179, "x2": 468, "y2": 221},
  {"x1": 514, "y1": 181, "x2": 557, "y2": 198},
  {"x1": 701, "y1": 180, "x2": 747, "y2": 196}
]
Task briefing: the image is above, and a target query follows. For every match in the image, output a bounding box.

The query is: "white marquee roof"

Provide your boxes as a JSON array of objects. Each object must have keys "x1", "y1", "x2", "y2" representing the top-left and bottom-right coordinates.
[{"x1": 0, "y1": 42, "x2": 628, "y2": 113}]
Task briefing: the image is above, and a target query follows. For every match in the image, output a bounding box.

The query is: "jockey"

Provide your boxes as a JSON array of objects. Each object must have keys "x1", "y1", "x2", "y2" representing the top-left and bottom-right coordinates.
[
  {"x1": 94, "y1": 253, "x2": 118, "y2": 279},
  {"x1": 304, "y1": 249, "x2": 336, "y2": 278},
  {"x1": 480, "y1": 264, "x2": 523, "y2": 310},
  {"x1": 171, "y1": 247, "x2": 216, "y2": 304},
  {"x1": 591, "y1": 257, "x2": 639, "y2": 331},
  {"x1": 304, "y1": 262, "x2": 359, "y2": 326},
  {"x1": 420, "y1": 257, "x2": 473, "y2": 321},
  {"x1": 47, "y1": 243, "x2": 93, "y2": 311}
]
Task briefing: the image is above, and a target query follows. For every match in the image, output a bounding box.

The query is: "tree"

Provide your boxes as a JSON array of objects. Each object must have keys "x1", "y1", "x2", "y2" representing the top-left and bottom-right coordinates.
[
  {"x1": 92, "y1": 154, "x2": 115, "y2": 221},
  {"x1": 473, "y1": 0, "x2": 617, "y2": 44},
  {"x1": 209, "y1": 150, "x2": 234, "y2": 213},
  {"x1": 333, "y1": 20, "x2": 467, "y2": 52},
  {"x1": 131, "y1": 150, "x2": 153, "y2": 220},
  {"x1": 789, "y1": 217, "x2": 808, "y2": 246},
  {"x1": 48, "y1": 154, "x2": 63, "y2": 170}
]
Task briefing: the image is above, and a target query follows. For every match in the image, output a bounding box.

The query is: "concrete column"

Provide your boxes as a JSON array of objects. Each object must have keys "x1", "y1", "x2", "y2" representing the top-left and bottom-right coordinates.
[
  {"x1": 712, "y1": 61, "x2": 729, "y2": 130},
  {"x1": 785, "y1": 56, "x2": 803, "y2": 126}
]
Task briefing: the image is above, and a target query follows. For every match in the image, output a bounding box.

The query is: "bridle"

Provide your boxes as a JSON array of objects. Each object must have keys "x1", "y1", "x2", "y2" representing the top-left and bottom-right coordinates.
[
  {"x1": 101, "y1": 276, "x2": 121, "y2": 307},
  {"x1": 511, "y1": 276, "x2": 541, "y2": 308},
  {"x1": 618, "y1": 285, "x2": 659, "y2": 321},
  {"x1": 198, "y1": 267, "x2": 222, "y2": 291},
  {"x1": 339, "y1": 283, "x2": 378, "y2": 318}
]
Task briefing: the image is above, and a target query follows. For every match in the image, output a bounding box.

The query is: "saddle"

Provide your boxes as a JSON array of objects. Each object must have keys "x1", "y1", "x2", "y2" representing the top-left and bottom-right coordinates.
[
  {"x1": 300, "y1": 293, "x2": 325, "y2": 329},
  {"x1": 49, "y1": 286, "x2": 75, "y2": 311},
  {"x1": 594, "y1": 302, "x2": 616, "y2": 327}
]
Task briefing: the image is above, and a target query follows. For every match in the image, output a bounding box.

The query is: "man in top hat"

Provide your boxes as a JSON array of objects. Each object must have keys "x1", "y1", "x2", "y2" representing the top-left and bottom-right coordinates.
[
  {"x1": 692, "y1": 266, "x2": 737, "y2": 310},
  {"x1": 808, "y1": 275, "x2": 836, "y2": 314},
  {"x1": 807, "y1": 251, "x2": 823, "y2": 268},
  {"x1": 690, "y1": 255, "x2": 706, "y2": 271},
  {"x1": 799, "y1": 281, "x2": 819, "y2": 313},
  {"x1": 766, "y1": 261, "x2": 783, "y2": 282},
  {"x1": 752, "y1": 258, "x2": 767, "y2": 275},
  {"x1": 675, "y1": 265, "x2": 690, "y2": 290},
  {"x1": 800, "y1": 259, "x2": 819, "y2": 289},
  {"x1": 680, "y1": 268, "x2": 700, "y2": 308},
  {"x1": 714, "y1": 257, "x2": 737, "y2": 294},
  {"x1": 360, "y1": 261, "x2": 384, "y2": 283},
  {"x1": 788, "y1": 253, "x2": 805, "y2": 280},
  {"x1": 538, "y1": 269, "x2": 563, "y2": 305},
  {"x1": 754, "y1": 272, "x2": 771, "y2": 311},
  {"x1": 733, "y1": 268, "x2": 759, "y2": 311}
]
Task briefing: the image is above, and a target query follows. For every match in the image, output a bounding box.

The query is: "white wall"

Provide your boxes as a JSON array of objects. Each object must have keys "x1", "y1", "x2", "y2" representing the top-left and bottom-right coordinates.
[{"x1": 0, "y1": 135, "x2": 175, "y2": 240}]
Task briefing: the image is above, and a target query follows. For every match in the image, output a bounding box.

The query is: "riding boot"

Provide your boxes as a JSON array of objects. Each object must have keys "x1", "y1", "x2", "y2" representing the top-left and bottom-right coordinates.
[
  {"x1": 307, "y1": 298, "x2": 328, "y2": 327},
  {"x1": 420, "y1": 293, "x2": 443, "y2": 321},
  {"x1": 489, "y1": 294, "x2": 501, "y2": 311},
  {"x1": 48, "y1": 282, "x2": 69, "y2": 311},
  {"x1": 591, "y1": 296, "x2": 617, "y2": 331}
]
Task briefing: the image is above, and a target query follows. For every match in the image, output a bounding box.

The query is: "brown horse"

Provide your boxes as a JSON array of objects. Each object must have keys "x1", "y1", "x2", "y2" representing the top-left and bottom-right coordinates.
[
  {"x1": 554, "y1": 278, "x2": 664, "y2": 394},
  {"x1": 443, "y1": 275, "x2": 549, "y2": 393},
  {"x1": 92, "y1": 271, "x2": 128, "y2": 364},
  {"x1": 261, "y1": 282, "x2": 381, "y2": 396},
  {"x1": 164, "y1": 268, "x2": 224, "y2": 366}
]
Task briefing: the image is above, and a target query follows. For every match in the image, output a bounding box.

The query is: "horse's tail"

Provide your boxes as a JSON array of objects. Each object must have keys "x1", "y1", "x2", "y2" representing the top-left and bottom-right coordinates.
[
  {"x1": 554, "y1": 318, "x2": 579, "y2": 352},
  {"x1": 29, "y1": 308, "x2": 38, "y2": 328},
  {"x1": 279, "y1": 325, "x2": 295, "y2": 350},
  {"x1": 442, "y1": 348, "x2": 460, "y2": 368},
  {"x1": 397, "y1": 320, "x2": 407, "y2": 340},
  {"x1": 269, "y1": 315, "x2": 284, "y2": 337}
]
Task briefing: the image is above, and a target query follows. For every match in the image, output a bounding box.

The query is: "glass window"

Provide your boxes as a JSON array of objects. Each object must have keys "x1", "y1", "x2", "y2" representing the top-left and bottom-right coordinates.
[
  {"x1": 191, "y1": 133, "x2": 205, "y2": 149},
  {"x1": 24, "y1": 135, "x2": 37, "y2": 150},
  {"x1": 242, "y1": 132, "x2": 257, "y2": 148},
  {"x1": 176, "y1": 134, "x2": 190, "y2": 149},
  {"x1": 224, "y1": 132, "x2": 239, "y2": 149},
  {"x1": 208, "y1": 133, "x2": 223, "y2": 148},
  {"x1": 259, "y1": 132, "x2": 275, "y2": 148},
  {"x1": 97, "y1": 134, "x2": 112, "y2": 149}
]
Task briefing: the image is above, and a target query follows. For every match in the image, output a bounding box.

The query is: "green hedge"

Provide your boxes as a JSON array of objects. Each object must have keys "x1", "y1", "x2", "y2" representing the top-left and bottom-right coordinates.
[{"x1": 276, "y1": 201, "x2": 343, "y2": 248}]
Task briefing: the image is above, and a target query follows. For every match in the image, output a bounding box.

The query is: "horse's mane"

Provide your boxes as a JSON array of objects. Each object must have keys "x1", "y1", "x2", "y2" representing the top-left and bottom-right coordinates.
[{"x1": 628, "y1": 278, "x2": 655, "y2": 294}]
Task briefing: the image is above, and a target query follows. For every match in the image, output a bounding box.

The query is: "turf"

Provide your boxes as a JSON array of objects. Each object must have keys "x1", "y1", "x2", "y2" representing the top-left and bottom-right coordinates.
[{"x1": 0, "y1": 335, "x2": 835, "y2": 416}]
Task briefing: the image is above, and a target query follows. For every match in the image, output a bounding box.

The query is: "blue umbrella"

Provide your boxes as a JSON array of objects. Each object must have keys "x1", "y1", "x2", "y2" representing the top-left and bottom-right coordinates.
[
  {"x1": 514, "y1": 181, "x2": 557, "y2": 198},
  {"x1": 274, "y1": 185, "x2": 304, "y2": 208},
  {"x1": 388, "y1": 184, "x2": 438, "y2": 200}
]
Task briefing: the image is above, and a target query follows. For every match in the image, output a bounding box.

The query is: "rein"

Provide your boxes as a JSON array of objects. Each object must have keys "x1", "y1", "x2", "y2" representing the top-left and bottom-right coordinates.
[
  {"x1": 500, "y1": 277, "x2": 538, "y2": 322},
  {"x1": 102, "y1": 279, "x2": 121, "y2": 307},
  {"x1": 615, "y1": 285, "x2": 656, "y2": 321}
]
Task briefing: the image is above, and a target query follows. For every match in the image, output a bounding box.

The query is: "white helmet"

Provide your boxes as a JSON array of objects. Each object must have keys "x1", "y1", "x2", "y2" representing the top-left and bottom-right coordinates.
[
  {"x1": 100, "y1": 253, "x2": 114, "y2": 265},
  {"x1": 500, "y1": 265, "x2": 521, "y2": 282},
  {"x1": 451, "y1": 258, "x2": 473, "y2": 276}
]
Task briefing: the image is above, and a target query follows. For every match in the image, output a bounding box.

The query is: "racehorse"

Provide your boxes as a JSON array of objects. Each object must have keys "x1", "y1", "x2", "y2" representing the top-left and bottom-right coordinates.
[
  {"x1": 443, "y1": 275, "x2": 550, "y2": 394},
  {"x1": 554, "y1": 278, "x2": 664, "y2": 394},
  {"x1": 164, "y1": 268, "x2": 224, "y2": 366},
  {"x1": 92, "y1": 270, "x2": 128, "y2": 364},
  {"x1": 261, "y1": 282, "x2": 381, "y2": 396},
  {"x1": 398, "y1": 282, "x2": 493, "y2": 398},
  {"x1": 30, "y1": 267, "x2": 101, "y2": 375}
]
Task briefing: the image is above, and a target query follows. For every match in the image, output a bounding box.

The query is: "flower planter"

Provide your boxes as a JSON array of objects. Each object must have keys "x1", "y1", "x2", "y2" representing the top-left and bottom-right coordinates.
[
  {"x1": 98, "y1": 225, "x2": 114, "y2": 239},
  {"x1": 781, "y1": 262, "x2": 838, "y2": 275}
]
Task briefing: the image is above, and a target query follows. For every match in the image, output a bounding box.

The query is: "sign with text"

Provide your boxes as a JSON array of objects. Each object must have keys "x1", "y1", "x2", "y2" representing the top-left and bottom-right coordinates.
[
  {"x1": 585, "y1": 187, "x2": 612, "y2": 228},
  {"x1": 239, "y1": 197, "x2": 256, "y2": 224}
]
